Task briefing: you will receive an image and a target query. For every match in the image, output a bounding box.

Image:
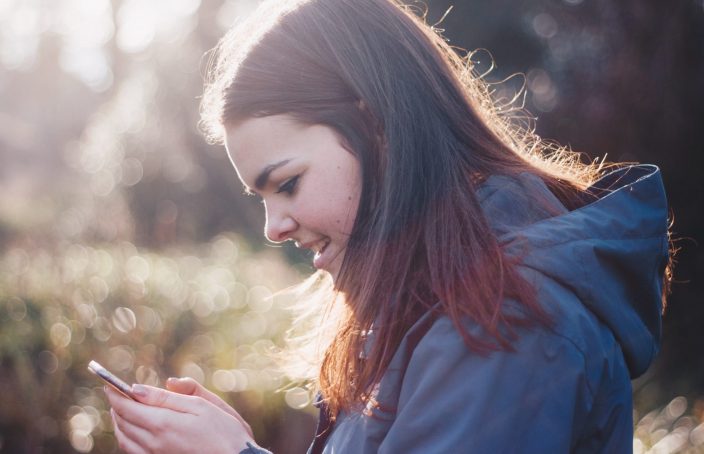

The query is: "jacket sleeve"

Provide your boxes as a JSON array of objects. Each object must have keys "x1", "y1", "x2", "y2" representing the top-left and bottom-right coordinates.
[{"x1": 377, "y1": 317, "x2": 594, "y2": 453}]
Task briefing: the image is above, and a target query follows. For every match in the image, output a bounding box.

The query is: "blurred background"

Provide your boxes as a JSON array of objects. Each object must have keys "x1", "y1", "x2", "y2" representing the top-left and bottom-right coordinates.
[{"x1": 0, "y1": 0, "x2": 702, "y2": 452}]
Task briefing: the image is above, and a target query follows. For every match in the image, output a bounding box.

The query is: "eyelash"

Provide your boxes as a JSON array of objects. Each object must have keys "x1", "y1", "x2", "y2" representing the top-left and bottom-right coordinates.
[{"x1": 275, "y1": 175, "x2": 300, "y2": 195}]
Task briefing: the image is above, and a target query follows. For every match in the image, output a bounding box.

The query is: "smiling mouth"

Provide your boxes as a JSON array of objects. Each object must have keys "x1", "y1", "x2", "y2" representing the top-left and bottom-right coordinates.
[
  {"x1": 314, "y1": 239, "x2": 330, "y2": 256},
  {"x1": 313, "y1": 239, "x2": 331, "y2": 268}
]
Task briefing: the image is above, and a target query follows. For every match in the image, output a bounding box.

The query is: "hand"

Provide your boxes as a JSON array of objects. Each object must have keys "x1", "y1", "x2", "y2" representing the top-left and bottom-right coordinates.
[
  {"x1": 105, "y1": 383, "x2": 257, "y2": 454},
  {"x1": 165, "y1": 376, "x2": 254, "y2": 439}
]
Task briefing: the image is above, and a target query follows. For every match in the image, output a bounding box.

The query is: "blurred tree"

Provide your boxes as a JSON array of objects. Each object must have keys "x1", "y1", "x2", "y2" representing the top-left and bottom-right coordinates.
[{"x1": 0, "y1": 0, "x2": 702, "y2": 452}]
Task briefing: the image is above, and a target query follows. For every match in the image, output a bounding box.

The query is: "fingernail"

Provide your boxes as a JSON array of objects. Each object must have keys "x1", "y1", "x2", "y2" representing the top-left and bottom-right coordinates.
[{"x1": 131, "y1": 384, "x2": 147, "y2": 397}]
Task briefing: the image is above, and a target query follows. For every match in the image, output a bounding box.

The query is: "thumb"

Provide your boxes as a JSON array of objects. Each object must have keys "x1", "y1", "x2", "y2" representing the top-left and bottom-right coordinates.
[
  {"x1": 130, "y1": 384, "x2": 198, "y2": 414},
  {"x1": 166, "y1": 376, "x2": 200, "y2": 395}
]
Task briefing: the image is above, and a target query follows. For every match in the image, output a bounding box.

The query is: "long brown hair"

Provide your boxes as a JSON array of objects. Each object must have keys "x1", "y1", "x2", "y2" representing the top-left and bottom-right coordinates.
[{"x1": 201, "y1": 0, "x2": 607, "y2": 417}]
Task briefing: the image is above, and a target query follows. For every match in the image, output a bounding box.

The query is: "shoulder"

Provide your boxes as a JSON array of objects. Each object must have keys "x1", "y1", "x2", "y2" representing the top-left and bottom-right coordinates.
[
  {"x1": 406, "y1": 310, "x2": 590, "y2": 385},
  {"x1": 401, "y1": 285, "x2": 618, "y2": 404},
  {"x1": 373, "y1": 310, "x2": 600, "y2": 452},
  {"x1": 346, "y1": 295, "x2": 631, "y2": 452}
]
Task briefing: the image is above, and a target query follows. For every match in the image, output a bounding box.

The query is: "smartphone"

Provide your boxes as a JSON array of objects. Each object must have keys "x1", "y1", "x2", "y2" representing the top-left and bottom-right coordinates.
[{"x1": 87, "y1": 360, "x2": 136, "y2": 400}]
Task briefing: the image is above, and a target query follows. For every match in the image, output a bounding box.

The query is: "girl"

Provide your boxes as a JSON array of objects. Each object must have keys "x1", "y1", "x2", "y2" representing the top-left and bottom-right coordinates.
[{"x1": 105, "y1": 0, "x2": 672, "y2": 452}]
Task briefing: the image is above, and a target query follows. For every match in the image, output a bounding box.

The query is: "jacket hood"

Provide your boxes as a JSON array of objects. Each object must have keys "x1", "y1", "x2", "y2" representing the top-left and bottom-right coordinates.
[{"x1": 477, "y1": 164, "x2": 669, "y2": 378}]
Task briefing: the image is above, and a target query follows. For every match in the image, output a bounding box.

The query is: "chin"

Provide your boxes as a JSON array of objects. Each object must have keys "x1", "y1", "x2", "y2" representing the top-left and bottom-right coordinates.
[
  {"x1": 323, "y1": 252, "x2": 345, "y2": 285},
  {"x1": 327, "y1": 264, "x2": 342, "y2": 284}
]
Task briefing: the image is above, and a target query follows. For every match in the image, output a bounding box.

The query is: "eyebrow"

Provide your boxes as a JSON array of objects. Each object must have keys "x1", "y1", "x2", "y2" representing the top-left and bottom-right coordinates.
[{"x1": 254, "y1": 159, "x2": 291, "y2": 191}]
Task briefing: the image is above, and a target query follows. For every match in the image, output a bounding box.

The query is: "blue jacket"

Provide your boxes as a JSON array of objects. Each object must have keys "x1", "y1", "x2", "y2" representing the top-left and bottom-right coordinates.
[{"x1": 308, "y1": 164, "x2": 669, "y2": 453}]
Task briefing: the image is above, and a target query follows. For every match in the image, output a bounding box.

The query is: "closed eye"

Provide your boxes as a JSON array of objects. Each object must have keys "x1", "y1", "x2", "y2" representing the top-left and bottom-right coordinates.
[{"x1": 275, "y1": 175, "x2": 300, "y2": 195}]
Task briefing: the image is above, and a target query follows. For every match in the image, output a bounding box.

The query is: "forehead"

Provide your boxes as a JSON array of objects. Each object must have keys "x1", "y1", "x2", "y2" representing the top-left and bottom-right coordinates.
[
  {"x1": 225, "y1": 115, "x2": 301, "y2": 167},
  {"x1": 224, "y1": 114, "x2": 357, "y2": 184},
  {"x1": 224, "y1": 115, "x2": 304, "y2": 188}
]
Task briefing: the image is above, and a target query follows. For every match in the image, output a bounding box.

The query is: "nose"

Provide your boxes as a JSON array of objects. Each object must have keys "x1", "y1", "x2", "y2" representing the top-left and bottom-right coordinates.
[{"x1": 264, "y1": 203, "x2": 298, "y2": 243}]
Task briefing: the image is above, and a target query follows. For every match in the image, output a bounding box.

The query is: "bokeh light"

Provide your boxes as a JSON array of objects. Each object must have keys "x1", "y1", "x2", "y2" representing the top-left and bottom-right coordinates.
[
  {"x1": 285, "y1": 387, "x2": 312, "y2": 410},
  {"x1": 1, "y1": 0, "x2": 700, "y2": 452}
]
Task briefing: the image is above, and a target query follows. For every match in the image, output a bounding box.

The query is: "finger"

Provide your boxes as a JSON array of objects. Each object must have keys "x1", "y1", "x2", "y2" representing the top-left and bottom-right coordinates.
[
  {"x1": 112, "y1": 409, "x2": 148, "y2": 454},
  {"x1": 166, "y1": 376, "x2": 204, "y2": 396},
  {"x1": 166, "y1": 378, "x2": 237, "y2": 415},
  {"x1": 111, "y1": 407, "x2": 153, "y2": 450},
  {"x1": 166, "y1": 377, "x2": 254, "y2": 438},
  {"x1": 130, "y1": 384, "x2": 200, "y2": 414},
  {"x1": 105, "y1": 386, "x2": 168, "y2": 429}
]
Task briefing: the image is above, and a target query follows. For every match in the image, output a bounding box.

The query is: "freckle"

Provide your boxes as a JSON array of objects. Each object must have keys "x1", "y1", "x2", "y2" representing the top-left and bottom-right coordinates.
[
  {"x1": 336, "y1": 220, "x2": 340, "y2": 224},
  {"x1": 347, "y1": 196, "x2": 351, "y2": 200}
]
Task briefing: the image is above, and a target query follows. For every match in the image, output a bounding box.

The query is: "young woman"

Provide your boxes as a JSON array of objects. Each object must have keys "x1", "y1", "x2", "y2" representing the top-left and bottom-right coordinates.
[{"x1": 105, "y1": 0, "x2": 672, "y2": 452}]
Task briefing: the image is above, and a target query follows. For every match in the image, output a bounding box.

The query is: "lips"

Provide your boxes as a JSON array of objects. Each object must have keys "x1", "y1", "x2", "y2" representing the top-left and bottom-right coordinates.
[
  {"x1": 313, "y1": 242, "x2": 330, "y2": 269},
  {"x1": 314, "y1": 239, "x2": 330, "y2": 255},
  {"x1": 294, "y1": 236, "x2": 342, "y2": 274},
  {"x1": 303, "y1": 238, "x2": 330, "y2": 269}
]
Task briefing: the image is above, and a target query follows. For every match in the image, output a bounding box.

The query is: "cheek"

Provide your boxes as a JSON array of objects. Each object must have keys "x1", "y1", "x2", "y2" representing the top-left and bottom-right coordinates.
[
  {"x1": 313, "y1": 154, "x2": 361, "y2": 234},
  {"x1": 310, "y1": 184, "x2": 358, "y2": 235},
  {"x1": 335, "y1": 183, "x2": 360, "y2": 233}
]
